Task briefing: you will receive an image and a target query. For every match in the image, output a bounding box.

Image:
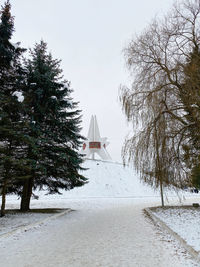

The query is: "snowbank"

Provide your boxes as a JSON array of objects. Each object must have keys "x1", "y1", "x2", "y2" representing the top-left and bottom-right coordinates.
[{"x1": 152, "y1": 207, "x2": 200, "y2": 253}]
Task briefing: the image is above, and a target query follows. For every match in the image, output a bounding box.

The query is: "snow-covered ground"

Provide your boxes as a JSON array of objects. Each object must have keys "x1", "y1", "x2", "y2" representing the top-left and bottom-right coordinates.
[
  {"x1": 66, "y1": 159, "x2": 160, "y2": 198},
  {"x1": 1, "y1": 159, "x2": 200, "y2": 266},
  {"x1": 152, "y1": 207, "x2": 200, "y2": 253},
  {"x1": 1, "y1": 198, "x2": 200, "y2": 267},
  {"x1": 6, "y1": 159, "x2": 191, "y2": 206},
  {"x1": 0, "y1": 210, "x2": 53, "y2": 236},
  {"x1": 0, "y1": 160, "x2": 166, "y2": 237}
]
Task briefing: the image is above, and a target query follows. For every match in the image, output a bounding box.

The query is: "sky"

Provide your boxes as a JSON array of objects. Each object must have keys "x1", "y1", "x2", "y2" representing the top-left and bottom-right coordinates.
[{"x1": 11, "y1": 0, "x2": 175, "y2": 162}]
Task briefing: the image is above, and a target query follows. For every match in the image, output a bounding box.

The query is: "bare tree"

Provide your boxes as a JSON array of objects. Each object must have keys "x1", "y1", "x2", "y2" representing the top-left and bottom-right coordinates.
[{"x1": 120, "y1": 0, "x2": 200, "y2": 202}]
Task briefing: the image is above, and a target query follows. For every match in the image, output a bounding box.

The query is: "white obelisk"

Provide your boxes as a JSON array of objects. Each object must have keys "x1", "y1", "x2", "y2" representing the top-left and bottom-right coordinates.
[{"x1": 81, "y1": 115, "x2": 111, "y2": 161}]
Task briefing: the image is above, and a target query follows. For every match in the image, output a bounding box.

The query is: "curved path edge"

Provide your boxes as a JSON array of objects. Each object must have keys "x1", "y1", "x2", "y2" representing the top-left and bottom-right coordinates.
[
  {"x1": 144, "y1": 207, "x2": 200, "y2": 264},
  {"x1": 0, "y1": 208, "x2": 72, "y2": 239}
]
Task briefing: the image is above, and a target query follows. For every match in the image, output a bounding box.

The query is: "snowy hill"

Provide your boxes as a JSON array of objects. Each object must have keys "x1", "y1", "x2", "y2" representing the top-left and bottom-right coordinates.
[
  {"x1": 7, "y1": 159, "x2": 188, "y2": 205},
  {"x1": 7, "y1": 159, "x2": 162, "y2": 208},
  {"x1": 61, "y1": 159, "x2": 160, "y2": 198}
]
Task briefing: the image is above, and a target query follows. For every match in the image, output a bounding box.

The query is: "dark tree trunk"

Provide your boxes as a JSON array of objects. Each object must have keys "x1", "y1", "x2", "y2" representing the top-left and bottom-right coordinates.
[
  {"x1": 1, "y1": 161, "x2": 10, "y2": 217},
  {"x1": 160, "y1": 179, "x2": 164, "y2": 207},
  {"x1": 20, "y1": 177, "x2": 34, "y2": 211},
  {"x1": 1, "y1": 181, "x2": 7, "y2": 217}
]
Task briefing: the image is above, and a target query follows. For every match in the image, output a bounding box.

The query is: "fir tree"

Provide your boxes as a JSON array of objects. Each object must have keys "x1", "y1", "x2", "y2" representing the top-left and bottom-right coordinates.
[
  {"x1": 0, "y1": 1, "x2": 28, "y2": 216},
  {"x1": 180, "y1": 46, "x2": 200, "y2": 187},
  {"x1": 20, "y1": 41, "x2": 87, "y2": 211}
]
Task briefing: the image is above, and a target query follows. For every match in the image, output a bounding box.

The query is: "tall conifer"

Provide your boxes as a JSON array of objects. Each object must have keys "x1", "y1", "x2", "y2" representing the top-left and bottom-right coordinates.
[
  {"x1": 0, "y1": 1, "x2": 28, "y2": 216},
  {"x1": 20, "y1": 41, "x2": 87, "y2": 211},
  {"x1": 180, "y1": 46, "x2": 200, "y2": 187}
]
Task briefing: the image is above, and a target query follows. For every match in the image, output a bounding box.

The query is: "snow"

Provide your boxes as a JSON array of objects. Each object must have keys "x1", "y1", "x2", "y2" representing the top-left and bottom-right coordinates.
[
  {"x1": 190, "y1": 104, "x2": 199, "y2": 108},
  {"x1": 5, "y1": 159, "x2": 161, "y2": 207},
  {"x1": 152, "y1": 207, "x2": 200, "y2": 252},
  {"x1": 0, "y1": 210, "x2": 53, "y2": 236},
  {"x1": 37, "y1": 159, "x2": 190, "y2": 201},
  {"x1": 11, "y1": 42, "x2": 20, "y2": 49},
  {"x1": 1, "y1": 159, "x2": 200, "y2": 266},
  {"x1": 12, "y1": 91, "x2": 24, "y2": 102},
  {"x1": 1, "y1": 198, "x2": 199, "y2": 267},
  {"x1": 56, "y1": 159, "x2": 163, "y2": 198}
]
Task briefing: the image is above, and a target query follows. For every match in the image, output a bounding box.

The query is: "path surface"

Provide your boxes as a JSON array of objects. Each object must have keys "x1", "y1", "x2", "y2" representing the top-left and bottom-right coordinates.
[{"x1": 0, "y1": 198, "x2": 198, "y2": 267}]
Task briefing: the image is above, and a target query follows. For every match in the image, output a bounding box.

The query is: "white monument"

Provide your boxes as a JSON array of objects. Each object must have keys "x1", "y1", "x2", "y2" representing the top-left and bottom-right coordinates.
[{"x1": 81, "y1": 115, "x2": 111, "y2": 161}]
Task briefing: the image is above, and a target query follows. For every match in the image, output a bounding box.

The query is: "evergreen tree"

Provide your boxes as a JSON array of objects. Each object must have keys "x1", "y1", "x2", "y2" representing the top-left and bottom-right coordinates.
[
  {"x1": 0, "y1": 1, "x2": 29, "y2": 216},
  {"x1": 180, "y1": 46, "x2": 200, "y2": 187},
  {"x1": 20, "y1": 41, "x2": 87, "y2": 211}
]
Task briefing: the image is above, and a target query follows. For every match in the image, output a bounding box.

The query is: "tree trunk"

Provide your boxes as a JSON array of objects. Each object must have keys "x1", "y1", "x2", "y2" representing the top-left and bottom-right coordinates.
[
  {"x1": 1, "y1": 180, "x2": 7, "y2": 217},
  {"x1": 20, "y1": 177, "x2": 34, "y2": 211},
  {"x1": 160, "y1": 179, "x2": 164, "y2": 207}
]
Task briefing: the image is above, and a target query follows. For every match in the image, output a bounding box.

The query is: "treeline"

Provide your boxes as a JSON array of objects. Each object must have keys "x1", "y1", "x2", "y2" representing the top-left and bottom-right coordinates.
[
  {"x1": 0, "y1": 1, "x2": 87, "y2": 216},
  {"x1": 120, "y1": 0, "x2": 200, "y2": 206}
]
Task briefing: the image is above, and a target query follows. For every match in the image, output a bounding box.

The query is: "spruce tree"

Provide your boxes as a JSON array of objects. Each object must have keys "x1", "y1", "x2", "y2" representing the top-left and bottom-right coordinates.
[
  {"x1": 0, "y1": 1, "x2": 29, "y2": 216},
  {"x1": 180, "y1": 46, "x2": 200, "y2": 187},
  {"x1": 20, "y1": 41, "x2": 87, "y2": 211}
]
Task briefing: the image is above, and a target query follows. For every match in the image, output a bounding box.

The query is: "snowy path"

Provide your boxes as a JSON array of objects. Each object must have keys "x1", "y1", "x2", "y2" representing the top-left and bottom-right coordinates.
[{"x1": 0, "y1": 198, "x2": 198, "y2": 267}]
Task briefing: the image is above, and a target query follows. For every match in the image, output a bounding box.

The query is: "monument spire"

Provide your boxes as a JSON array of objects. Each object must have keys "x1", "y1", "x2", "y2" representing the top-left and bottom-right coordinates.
[{"x1": 81, "y1": 115, "x2": 111, "y2": 161}]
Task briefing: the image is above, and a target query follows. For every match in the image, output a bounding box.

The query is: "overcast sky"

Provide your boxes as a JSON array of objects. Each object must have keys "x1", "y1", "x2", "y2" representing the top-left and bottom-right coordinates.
[{"x1": 11, "y1": 0, "x2": 175, "y2": 162}]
